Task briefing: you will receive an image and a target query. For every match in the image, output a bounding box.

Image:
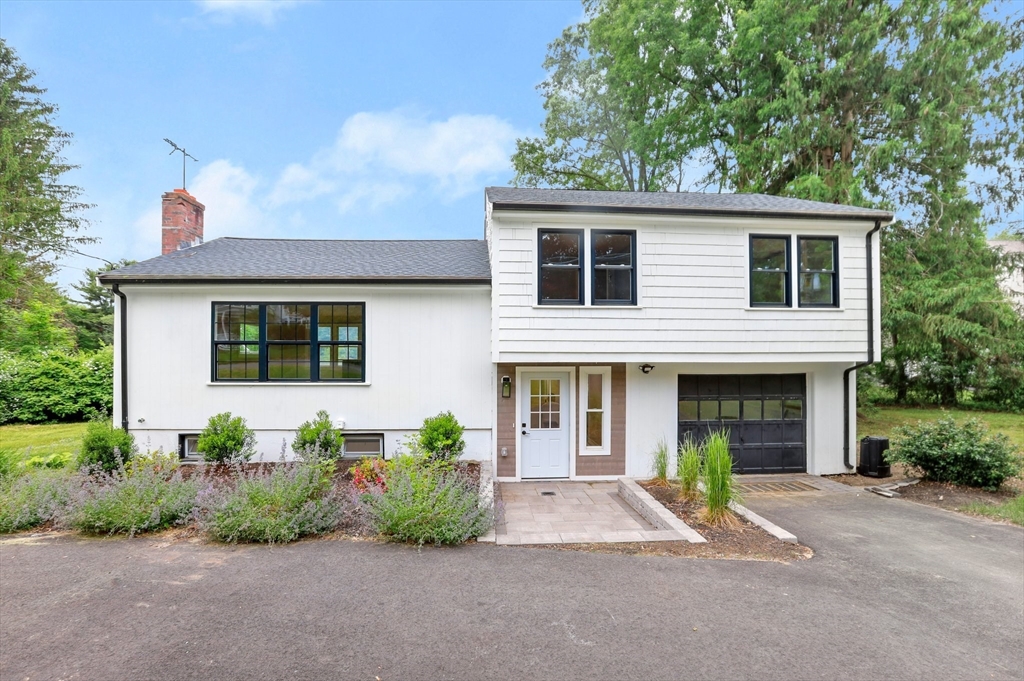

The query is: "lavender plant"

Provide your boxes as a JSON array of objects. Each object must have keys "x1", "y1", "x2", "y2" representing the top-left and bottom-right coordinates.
[
  {"x1": 66, "y1": 461, "x2": 199, "y2": 536},
  {"x1": 364, "y1": 456, "x2": 492, "y2": 545},
  {"x1": 0, "y1": 469, "x2": 72, "y2": 533},
  {"x1": 196, "y1": 460, "x2": 360, "y2": 543}
]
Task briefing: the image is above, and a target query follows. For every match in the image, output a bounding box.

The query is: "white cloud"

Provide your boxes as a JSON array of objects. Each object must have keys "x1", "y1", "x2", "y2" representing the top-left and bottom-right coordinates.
[
  {"x1": 270, "y1": 109, "x2": 522, "y2": 211},
  {"x1": 195, "y1": 0, "x2": 306, "y2": 26},
  {"x1": 189, "y1": 159, "x2": 269, "y2": 238}
]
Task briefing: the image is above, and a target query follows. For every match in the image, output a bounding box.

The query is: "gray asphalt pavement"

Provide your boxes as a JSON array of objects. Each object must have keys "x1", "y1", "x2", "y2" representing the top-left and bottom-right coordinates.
[{"x1": 1, "y1": 489, "x2": 1022, "y2": 681}]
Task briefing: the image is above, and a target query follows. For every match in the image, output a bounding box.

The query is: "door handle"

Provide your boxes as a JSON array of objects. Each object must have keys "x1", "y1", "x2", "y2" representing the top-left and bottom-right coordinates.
[{"x1": 521, "y1": 430, "x2": 527, "y2": 435}]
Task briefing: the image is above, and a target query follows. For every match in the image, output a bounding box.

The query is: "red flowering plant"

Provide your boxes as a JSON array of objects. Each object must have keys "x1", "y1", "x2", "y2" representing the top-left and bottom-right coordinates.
[{"x1": 350, "y1": 457, "x2": 389, "y2": 494}]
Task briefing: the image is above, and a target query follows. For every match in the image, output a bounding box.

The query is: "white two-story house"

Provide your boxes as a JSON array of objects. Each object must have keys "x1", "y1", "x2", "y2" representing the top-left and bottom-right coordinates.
[{"x1": 100, "y1": 187, "x2": 892, "y2": 478}]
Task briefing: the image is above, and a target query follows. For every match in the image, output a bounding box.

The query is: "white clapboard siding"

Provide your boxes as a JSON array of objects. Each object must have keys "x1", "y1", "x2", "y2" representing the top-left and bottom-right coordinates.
[
  {"x1": 116, "y1": 284, "x2": 492, "y2": 458},
  {"x1": 489, "y1": 212, "x2": 881, "y2": 363}
]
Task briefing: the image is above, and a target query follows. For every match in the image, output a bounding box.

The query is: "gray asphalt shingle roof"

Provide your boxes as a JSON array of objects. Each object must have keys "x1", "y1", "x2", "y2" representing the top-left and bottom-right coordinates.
[
  {"x1": 485, "y1": 186, "x2": 893, "y2": 220},
  {"x1": 98, "y1": 238, "x2": 491, "y2": 283}
]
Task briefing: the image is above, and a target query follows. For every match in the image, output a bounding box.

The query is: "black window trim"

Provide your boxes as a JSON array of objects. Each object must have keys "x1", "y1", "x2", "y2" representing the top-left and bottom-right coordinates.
[
  {"x1": 591, "y1": 229, "x2": 637, "y2": 306},
  {"x1": 797, "y1": 235, "x2": 840, "y2": 308},
  {"x1": 749, "y1": 234, "x2": 792, "y2": 308},
  {"x1": 537, "y1": 228, "x2": 585, "y2": 306},
  {"x1": 211, "y1": 301, "x2": 366, "y2": 383}
]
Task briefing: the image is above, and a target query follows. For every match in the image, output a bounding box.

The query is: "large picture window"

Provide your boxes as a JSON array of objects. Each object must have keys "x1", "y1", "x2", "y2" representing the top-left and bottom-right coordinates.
[
  {"x1": 538, "y1": 229, "x2": 583, "y2": 305},
  {"x1": 798, "y1": 237, "x2": 839, "y2": 307},
  {"x1": 212, "y1": 303, "x2": 365, "y2": 382},
  {"x1": 750, "y1": 236, "x2": 791, "y2": 307},
  {"x1": 592, "y1": 230, "x2": 636, "y2": 305}
]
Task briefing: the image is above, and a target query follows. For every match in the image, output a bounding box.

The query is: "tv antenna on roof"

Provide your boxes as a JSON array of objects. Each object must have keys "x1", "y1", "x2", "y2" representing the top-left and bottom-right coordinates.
[{"x1": 163, "y1": 138, "x2": 198, "y2": 190}]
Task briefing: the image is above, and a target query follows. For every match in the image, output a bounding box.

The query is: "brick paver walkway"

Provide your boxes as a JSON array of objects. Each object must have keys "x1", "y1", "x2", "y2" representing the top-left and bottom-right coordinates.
[{"x1": 494, "y1": 481, "x2": 661, "y2": 545}]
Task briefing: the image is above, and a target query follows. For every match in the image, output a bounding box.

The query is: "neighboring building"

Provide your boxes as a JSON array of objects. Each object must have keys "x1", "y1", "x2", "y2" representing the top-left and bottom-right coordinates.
[
  {"x1": 989, "y1": 239, "x2": 1024, "y2": 313},
  {"x1": 99, "y1": 187, "x2": 892, "y2": 478}
]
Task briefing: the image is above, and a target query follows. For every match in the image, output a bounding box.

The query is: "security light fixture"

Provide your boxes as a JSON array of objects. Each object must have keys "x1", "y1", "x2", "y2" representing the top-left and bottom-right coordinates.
[{"x1": 640, "y1": 364, "x2": 655, "y2": 374}]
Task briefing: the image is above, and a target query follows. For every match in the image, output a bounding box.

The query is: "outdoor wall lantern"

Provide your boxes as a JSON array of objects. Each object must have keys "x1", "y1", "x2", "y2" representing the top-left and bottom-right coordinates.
[
  {"x1": 640, "y1": 364, "x2": 655, "y2": 374},
  {"x1": 501, "y1": 376, "x2": 512, "y2": 398}
]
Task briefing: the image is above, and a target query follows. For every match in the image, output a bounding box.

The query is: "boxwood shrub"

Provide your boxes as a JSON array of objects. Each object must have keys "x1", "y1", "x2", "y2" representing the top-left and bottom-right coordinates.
[
  {"x1": 886, "y1": 417, "x2": 1021, "y2": 490},
  {"x1": 197, "y1": 412, "x2": 256, "y2": 463},
  {"x1": 80, "y1": 421, "x2": 137, "y2": 471}
]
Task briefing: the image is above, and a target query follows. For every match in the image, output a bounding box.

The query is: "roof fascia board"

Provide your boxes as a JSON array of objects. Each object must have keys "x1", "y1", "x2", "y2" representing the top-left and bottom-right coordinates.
[
  {"x1": 489, "y1": 200, "x2": 893, "y2": 222},
  {"x1": 97, "y1": 276, "x2": 492, "y2": 286}
]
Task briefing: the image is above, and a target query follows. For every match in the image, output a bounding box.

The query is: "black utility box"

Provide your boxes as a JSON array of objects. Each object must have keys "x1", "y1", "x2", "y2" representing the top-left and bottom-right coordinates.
[{"x1": 857, "y1": 436, "x2": 891, "y2": 478}]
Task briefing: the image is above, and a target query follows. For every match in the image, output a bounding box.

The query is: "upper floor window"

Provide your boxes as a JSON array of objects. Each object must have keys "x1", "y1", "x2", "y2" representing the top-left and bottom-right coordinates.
[
  {"x1": 798, "y1": 237, "x2": 839, "y2": 307},
  {"x1": 213, "y1": 302, "x2": 365, "y2": 382},
  {"x1": 750, "y1": 236, "x2": 791, "y2": 307},
  {"x1": 592, "y1": 231, "x2": 636, "y2": 305},
  {"x1": 538, "y1": 229, "x2": 583, "y2": 305}
]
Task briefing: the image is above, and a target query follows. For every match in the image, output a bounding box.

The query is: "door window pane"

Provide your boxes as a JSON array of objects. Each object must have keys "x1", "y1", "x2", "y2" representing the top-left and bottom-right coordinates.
[
  {"x1": 743, "y1": 400, "x2": 762, "y2": 420},
  {"x1": 700, "y1": 400, "x2": 719, "y2": 420},
  {"x1": 679, "y1": 400, "x2": 699, "y2": 421},
  {"x1": 529, "y1": 377, "x2": 561, "y2": 430},
  {"x1": 784, "y1": 399, "x2": 803, "y2": 419},
  {"x1": 763, "y1": 400, "x2": 784, "y2": 420}
]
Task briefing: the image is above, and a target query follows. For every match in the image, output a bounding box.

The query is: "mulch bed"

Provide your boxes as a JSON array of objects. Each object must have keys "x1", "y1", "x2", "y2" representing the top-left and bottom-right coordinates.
[
  {"x1": 521, "y1": 481, "x2": 811, "y2": 563},
  {"x1": 891, "y1": 480, "x2": 1019, "y2": 514}
]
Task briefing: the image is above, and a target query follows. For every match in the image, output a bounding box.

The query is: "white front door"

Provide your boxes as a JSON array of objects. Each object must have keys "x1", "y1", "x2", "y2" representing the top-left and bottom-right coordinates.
[{"x1": 521, "y1": 372, "x2": 570, "y2": 479}]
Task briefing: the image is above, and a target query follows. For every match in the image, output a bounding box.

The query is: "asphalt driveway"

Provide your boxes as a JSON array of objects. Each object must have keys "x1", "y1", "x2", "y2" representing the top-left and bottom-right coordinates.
[{"x1": 1, "y1": 490, "x2": 1021, "y2": 681}]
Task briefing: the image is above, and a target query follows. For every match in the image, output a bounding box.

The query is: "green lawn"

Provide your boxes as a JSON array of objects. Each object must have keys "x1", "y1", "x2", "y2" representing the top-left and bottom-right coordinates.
[
  {"x1": 964, "y1": 495, "x2": 1024, "y2": 526},
  {"x1": 0, "y1": 422, "x2": 90, "y2": 458},
  {"x1": 859, "y1": 406, "x2": 1024, "y2": 450}
]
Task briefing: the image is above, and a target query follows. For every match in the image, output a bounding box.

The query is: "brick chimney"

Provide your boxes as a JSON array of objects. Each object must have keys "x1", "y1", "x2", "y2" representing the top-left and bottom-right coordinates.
[{"x1": 161, "y1": 189, "x2": 205, "y2": 255}]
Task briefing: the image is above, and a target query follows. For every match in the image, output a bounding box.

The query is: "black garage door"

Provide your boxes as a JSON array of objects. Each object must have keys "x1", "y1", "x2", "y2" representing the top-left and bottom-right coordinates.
[{"x1": 678, "y1": 374, "x2": 806, "y2": 474}]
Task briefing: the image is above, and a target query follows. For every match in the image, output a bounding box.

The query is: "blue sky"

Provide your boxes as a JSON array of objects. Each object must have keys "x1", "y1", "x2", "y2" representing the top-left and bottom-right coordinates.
[{"x1": 2, "y1": 0, "x2": 582, "y2": 290}]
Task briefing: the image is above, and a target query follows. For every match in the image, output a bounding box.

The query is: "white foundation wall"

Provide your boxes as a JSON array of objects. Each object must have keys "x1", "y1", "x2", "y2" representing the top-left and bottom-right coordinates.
[
  {"x1": 129, "y1": 429, "x2": 493, "y2": 462},
  {"x1": 624, "y1": 362, "x2": 850, "y2": 477},
  {"x1": 114, "y1": 284, "x2": 493, "y2": 461}
]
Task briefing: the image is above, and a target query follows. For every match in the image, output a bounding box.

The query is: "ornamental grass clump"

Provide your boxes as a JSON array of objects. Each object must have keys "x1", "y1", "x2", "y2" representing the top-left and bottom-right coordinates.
[
  {"x1": 364, "y1": 456, "x2": 492, "y2": 546},
  {"x1": 887, "y1": 417, "x2": 1021, "y2": 490},
  {"x1": 701, "y1": 430, "x2": 740, "y2": 526},
  {"x1": 198, "y1": 461, "x2": 356, "y2": 543},
  {"x1": 67, "y1": 460, "x2": 199, "y2": 536},
  {"x1": 677, "y1": 433, "x2": 702, "y2": 501},
  {"x1": 649, "y1": 439, "x2": 670, "y2": 486},
  {"x1": 0, "y1": 469, "x2": 72, "y2": 534}
]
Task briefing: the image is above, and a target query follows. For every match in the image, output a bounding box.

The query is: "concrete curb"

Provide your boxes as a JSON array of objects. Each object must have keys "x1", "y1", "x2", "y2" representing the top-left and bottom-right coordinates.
[
  {"x1": 617, "y1": 478, "x2": 707, "y2": 543},
  {"x1": 696, "y1": 481, "x2": 798, "y2": 544},
  {"x1": 476, "y1": 461, "x2": 496, "y2": 544}
]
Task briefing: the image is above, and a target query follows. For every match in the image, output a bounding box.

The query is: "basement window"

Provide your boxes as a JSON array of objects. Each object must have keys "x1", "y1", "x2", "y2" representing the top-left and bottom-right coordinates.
[{"x1": 342, "y1": 434, "x2": 384, "y2": 458}]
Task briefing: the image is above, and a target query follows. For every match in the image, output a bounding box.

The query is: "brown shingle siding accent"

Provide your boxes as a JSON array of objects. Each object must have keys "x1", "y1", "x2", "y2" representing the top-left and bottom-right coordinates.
[
  {"x1": 575, "y1": 363, "x2": 626, "y2": 477},
  {"x1": 496, "y1": 364, "x2": 517, "y2": 477}
]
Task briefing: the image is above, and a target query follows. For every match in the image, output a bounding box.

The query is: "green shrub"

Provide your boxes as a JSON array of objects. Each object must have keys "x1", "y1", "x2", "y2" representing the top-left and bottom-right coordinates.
[
  {"x1": 365, "y1": 456, "x2": 492, "y2": 545},
  {"x1": 0, "y1": 469, "x2": 72, "y2": 533},
  {"x1": 199, "y1": 461, "x2": 351, "y2": 543},
  {"x1": 292, "y1": 410, "x2": 345, "y2": 459},
  {"x1": 886, "y1": 417, "x2": 1021, "y2": 490},
  {"x1": 23, "y1": 451, "x2": 74, "y2": 470},
  {"x1": 0, "y1": 347, "x2": 114, "y2": 424},
  {"x1": 79, "y1": 421, "x2": 136, "y2": 471},
  {"x1": 702, "y1": 430, "x2": 739, "y2": 525},
  {"x1": 197, "y1": 412, "x2": 256, "y2": 463},
  {"x1": 650, "y1": 439, "x2": 669, "y2": 484},
  {"x1": 677, "y1": 434, "x2": 702, "y2": 500},
  {"x1": 67, "y1": 462, "x2": 199, "y2": 536},
  {"x1": 419, "y1": 411, "x2": 465, "y2": 464}
]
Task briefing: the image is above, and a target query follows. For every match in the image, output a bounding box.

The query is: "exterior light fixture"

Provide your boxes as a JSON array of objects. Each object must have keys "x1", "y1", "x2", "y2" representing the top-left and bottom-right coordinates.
[
  {"x1": 501, "y1": 376, "x2": 512, "y2": 398},
  {"x1": 640, "y1": 364, "x2": 655, "y2": 374}
]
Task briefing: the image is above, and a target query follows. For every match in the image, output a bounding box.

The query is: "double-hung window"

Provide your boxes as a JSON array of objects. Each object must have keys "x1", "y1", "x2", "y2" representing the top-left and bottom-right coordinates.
[
  {"x1": 592, "y1": 230, "x2": 636, "y2": 305},
  {"x1": 749, "y1": 236, "x2": 791, "y2": 307},
  {"x1": 538, "y1": 229, "x2": 584, "y2": 305},
  {"x1": 580, "y1": 367, "x2": 611, "y2": 454},
  {"x1": 797, "y1": 237, "x2": 839, "y2": 307},
  {"x1": 212, "y1": 303, "x2": 365, "y2": 382}
]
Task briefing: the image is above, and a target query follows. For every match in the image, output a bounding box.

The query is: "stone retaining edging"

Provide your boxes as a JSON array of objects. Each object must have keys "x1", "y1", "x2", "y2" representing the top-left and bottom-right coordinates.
[{"x1": 617, "y1": 478, "x2": 706, "y2": 543}]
